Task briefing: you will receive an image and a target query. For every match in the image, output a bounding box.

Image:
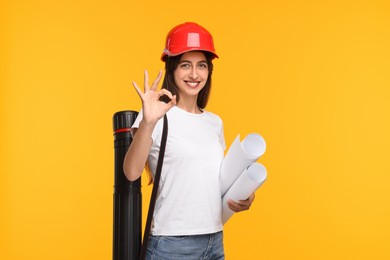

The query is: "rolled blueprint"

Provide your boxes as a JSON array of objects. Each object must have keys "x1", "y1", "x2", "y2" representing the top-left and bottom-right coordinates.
[
  {"x1": 222, "y1": 163, "x2": 267, "y2": 224},
  {"x1": 220, "y1": 133, "x2": 266, "y2": 196}
]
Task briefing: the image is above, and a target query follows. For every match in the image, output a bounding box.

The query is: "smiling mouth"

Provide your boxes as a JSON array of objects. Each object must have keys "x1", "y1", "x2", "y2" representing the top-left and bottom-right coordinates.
[{"x1": 185, "y1": 81, "x2": 201, "y2": 88}]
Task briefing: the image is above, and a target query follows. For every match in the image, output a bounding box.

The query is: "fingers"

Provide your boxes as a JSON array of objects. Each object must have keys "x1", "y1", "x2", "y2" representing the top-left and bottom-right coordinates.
[
  {"x1": 227, "y1": 199, "x2": 250, "y2": 212},
  {"x1": 170, "y1": 95, "x2": 177, "y2": 106},
  {"x1": 150, "y1": 70, "x2": 163, "y2": 91},
  {"x1": 227, "y1": 193, "x2": 255, "y2": 213},
  {"x1": 227, "y1": 200, "x2": 241, "y2": 212},
  {"x1": 132, "y1": 69, "x2": 165, "y2": 99},
  {"x1": 144, "y1": 70, "x2": 149, "y2": 92},
  {"x1": 166, "y1": 95, "x2": 177, "y2": 109},
  {"x1": 248, "y1": 193, "x2": 255, "y2": 203},
  {"x1": 132, "y1": 81, "x2": 143, "y2": 99},
  {"x1": 158, "y1": 89, "x2": 174, "y2": 99},
  {"x1": 160, "y1": 94, "x2": 177, "y2": 113},
  {"x1": 141, "y1": 69, "x2": 162, "y2": 92}
]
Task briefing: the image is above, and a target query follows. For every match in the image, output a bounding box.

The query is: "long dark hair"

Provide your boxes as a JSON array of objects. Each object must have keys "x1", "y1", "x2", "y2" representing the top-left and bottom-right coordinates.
[{"x1": 161, "y1": 51, "x2": 214, "y2": 109}]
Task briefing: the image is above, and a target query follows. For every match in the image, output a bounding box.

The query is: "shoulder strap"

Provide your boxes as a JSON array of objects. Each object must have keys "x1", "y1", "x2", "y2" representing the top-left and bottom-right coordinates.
[{"x1": 139, "y1": 114, "x2": 168, "y2": 260}]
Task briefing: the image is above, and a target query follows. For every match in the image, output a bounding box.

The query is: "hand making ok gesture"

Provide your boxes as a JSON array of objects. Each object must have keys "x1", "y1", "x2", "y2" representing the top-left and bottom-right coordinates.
[{"x1": 132, "y1": 70, "x2": 177, "y2": 125}]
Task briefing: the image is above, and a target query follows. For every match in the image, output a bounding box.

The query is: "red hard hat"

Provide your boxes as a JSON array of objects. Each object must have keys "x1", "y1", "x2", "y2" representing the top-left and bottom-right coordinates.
[{"x1": 161, "y1": 22, "x2": 219, "y2": 61}]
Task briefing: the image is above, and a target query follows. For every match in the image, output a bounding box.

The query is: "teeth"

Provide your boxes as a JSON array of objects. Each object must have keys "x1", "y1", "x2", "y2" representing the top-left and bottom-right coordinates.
[{"x1": 187, "y1": 81, "x2": 198, "y2": 87}]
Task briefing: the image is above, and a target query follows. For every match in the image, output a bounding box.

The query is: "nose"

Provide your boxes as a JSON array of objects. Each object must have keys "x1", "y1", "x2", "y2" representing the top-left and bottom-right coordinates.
[{"x1": 189, "y1": 66, "x2": 198, "y2": 80}]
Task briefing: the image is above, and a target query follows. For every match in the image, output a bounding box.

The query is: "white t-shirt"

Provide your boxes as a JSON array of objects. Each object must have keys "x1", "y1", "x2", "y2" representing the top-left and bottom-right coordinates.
[{"x1": 132, "y1": 106, "x2": 226, "y2": 236}]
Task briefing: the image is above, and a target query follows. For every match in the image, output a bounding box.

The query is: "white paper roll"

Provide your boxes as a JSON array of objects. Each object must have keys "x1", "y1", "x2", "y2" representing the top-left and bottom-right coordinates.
[
  {"x1": 221, "y1": 163, "x2": 267, "y2": 224},
  {"x1": 220, "y1": 133, "x2": 266, "y2": 196}
]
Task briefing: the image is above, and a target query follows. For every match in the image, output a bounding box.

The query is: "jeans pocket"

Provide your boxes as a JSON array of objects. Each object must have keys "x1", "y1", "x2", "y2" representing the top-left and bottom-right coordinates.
[{"x1": 160, "y1": 235, "x2": 187, "y2": 243}]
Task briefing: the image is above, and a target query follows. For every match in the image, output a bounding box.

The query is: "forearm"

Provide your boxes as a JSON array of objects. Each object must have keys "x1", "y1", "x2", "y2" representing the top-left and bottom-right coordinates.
[
  {"x1": 123, "y1": 120, "x2": 155, "y2": 181},
  {"x1": 124, "y1": 68, "x2": 176, "y2": 181}
]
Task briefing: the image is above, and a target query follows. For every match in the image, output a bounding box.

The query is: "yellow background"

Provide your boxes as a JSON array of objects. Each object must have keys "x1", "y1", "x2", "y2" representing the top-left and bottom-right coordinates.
[{"x1": 1, "y1": 0, "x2": 390, "y2": 259}]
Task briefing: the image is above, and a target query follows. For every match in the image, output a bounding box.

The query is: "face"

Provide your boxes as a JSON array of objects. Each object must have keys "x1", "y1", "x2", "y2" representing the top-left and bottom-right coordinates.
[{"x1": 173, "y1": 51, "x2": 209, "y2": 100}]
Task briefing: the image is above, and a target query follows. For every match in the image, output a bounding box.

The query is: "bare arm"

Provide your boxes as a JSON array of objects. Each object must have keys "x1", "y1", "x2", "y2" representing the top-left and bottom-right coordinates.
[
  {"x1": 123, "y1": 123, "x2": 154, "y2": 181},
  {"x1": 123, "y1": 70, "x2": 176, "y2": 181}
]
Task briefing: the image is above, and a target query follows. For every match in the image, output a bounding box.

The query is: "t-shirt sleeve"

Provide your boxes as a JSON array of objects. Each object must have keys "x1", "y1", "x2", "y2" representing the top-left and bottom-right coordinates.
[
  {"x1": 131, "y1": 109, "x2": 143, "y2": 129},
  {"x1": 131, "y1": 109, "x2": 162, "y2": 142}
]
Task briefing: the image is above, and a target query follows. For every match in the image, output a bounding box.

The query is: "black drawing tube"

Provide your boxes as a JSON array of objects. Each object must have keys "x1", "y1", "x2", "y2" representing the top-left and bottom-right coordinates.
[{"x1": 113, "y1": 110, "x2": 141, "y2": 260}]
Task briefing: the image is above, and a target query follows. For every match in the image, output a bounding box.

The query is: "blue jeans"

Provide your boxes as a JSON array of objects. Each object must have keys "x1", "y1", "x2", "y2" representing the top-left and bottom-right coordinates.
[{"x1": 146, "y1": 231, "x2": 225, "y2": 260}]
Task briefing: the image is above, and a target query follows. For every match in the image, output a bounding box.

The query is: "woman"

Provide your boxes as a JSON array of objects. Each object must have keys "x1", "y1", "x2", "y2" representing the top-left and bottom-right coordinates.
[{"x1": 123, "y1": 22, "x2": 255, "y2": 260}]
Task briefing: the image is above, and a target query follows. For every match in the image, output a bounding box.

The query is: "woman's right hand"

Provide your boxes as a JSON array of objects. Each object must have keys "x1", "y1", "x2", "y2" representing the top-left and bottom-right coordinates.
[{"x1": 132, "y1": 70, "x2": 177, "y2": 125}]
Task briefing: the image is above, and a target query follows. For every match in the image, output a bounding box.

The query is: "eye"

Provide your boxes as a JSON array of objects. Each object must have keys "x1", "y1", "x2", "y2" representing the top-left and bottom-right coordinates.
[
  {"x1": 180, "y1": 63, "x2": 191, "y2": 69},
  {"x1": 198, "y1": 62, "x2": 208, "y2": 69}
]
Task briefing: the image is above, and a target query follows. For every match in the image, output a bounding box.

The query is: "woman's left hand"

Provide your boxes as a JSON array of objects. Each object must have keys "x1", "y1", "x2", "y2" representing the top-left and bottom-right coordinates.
[{"x1": 227, "y1": 193, "x2": 255, "y2": 212}]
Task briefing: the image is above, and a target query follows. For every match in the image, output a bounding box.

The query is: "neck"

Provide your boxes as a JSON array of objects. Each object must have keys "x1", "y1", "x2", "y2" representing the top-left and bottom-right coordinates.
[{"x1": 177, "y1": 97, "x2": 202, "y2": 114}]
